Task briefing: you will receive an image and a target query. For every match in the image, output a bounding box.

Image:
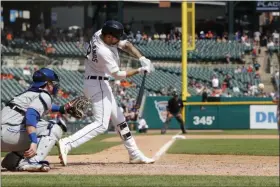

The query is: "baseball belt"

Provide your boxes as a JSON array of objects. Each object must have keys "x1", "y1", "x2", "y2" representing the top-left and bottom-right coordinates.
[
  {"x1": 85, "y1": 76, "x2": 109, "y2": 80},
  {"x1": 6, "y1": 103, "x2": 25, "y2": 116}
]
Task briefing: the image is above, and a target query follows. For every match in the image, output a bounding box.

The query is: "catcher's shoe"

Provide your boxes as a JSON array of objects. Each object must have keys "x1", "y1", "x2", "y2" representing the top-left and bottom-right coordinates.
[
  {"x1": 17, "y1": 161, "x2": 50, "y2": 172},
  {"x1": 58, "y1": 138, "x2": 69, "y2": 166},
  {"x1": 129, "y1": 152, "x2": 155, "y2": 164}
]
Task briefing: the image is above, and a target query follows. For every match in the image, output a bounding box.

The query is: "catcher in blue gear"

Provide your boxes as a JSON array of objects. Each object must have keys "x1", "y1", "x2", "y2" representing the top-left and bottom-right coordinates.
[{"x1": 1, "y1": 68, "x2": 90, "y2": 172}]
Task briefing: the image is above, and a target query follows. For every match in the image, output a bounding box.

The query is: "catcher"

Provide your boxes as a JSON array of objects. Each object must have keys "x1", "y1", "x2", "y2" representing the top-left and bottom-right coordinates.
[{"x1": 1, "y1": 68, "x2": 90, "y2": 172}]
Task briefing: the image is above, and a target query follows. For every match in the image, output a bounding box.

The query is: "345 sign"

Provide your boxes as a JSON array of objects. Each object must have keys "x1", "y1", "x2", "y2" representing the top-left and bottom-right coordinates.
[{"x1": 193, "y1": 116, "x2": 216, "y2": 125}]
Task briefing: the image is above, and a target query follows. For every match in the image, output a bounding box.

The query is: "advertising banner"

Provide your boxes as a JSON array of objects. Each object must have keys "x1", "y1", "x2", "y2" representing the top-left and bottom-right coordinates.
[
  {"x1": 256, "y1": 1, "x2": 280, "y2": 12},
  {"x1": 250, "y1": 105, "x2": 278, "y2": 129},
  {"x1": 142, "y1": 97, "x2": 186, "y2": 129}
]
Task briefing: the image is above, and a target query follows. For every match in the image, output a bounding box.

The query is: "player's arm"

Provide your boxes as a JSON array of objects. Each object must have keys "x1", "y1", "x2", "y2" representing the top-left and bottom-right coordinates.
[
  {"x1": 112, "y1": 68, "x2": 148, "y2": 79},
  {"x1": 118, "y1": 41, "x2": 154, "y2": 71},
  {"x1": 51, "y1": 104, "x2": 66, "y2": 114},
  {"x1": 24, "y1": 93, "x2": 52, "y2": 158},
  {"x1": 98, "y1": 48, "x2": 150, "y2": 80},
  {"x1": 25, "y1": 108, "x2": 39, "y2": 142},
  {"x1": 118, "y1": 40, "x2": 143, "y2": 59},
  {"x1": 23, "y1": 107, "x2": 39, "y2": 158}
]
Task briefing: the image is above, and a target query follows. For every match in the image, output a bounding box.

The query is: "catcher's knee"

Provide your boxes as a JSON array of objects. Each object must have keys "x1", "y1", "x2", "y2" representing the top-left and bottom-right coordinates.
[
  {"x1": 1, "y1": 152, "x2": 23, "y2": 171},
  {"x1": 50, "y1": 125, "x2": 63, "y2": 141},
  {"x1": 48, "y1": 119, "x2": 66, "y2": 141},
  {"x1": 116, "y1": 122, "x2": 132, "y2": 141}
]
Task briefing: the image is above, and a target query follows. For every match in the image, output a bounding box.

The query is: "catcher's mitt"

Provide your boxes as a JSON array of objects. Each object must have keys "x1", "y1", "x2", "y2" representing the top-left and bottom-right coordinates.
[{"x1": 64, "y1": 96, "x2": 91, "y2": 119}]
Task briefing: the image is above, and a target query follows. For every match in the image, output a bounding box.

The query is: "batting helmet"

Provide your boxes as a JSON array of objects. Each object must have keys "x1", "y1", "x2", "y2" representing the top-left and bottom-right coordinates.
[
  {"x1": 101, "y1": 20, "x2": 126, "y2": 40},
  {"x1": 31, "y1": 68, "x2": 60, "y2": 95}
]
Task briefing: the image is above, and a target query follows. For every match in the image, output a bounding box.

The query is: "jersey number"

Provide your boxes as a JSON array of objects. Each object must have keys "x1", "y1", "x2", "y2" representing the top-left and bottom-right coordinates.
[{"x1": 86, "y1": 43, "x2": 98, "y2": 63}]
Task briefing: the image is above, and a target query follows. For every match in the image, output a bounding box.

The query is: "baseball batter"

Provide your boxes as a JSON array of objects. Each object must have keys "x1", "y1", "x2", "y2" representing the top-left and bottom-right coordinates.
[
  {"x1": 1, "y1": 68, "x2": 68, "y2": 172},
  {"x1": 58, "y1": 20, "x2": 155, "y2": 165}
]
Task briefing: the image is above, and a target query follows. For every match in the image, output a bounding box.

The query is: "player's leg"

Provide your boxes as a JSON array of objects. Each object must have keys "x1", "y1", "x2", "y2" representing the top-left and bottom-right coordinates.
[
  {"x1": 17, "y1": 119, "x2": 65, "y2": 171},
  {"x1": 1, "y1": 112, "x2": 31, "y2": 171},
  {"x1": 1, "y1": 105, "x2": 33, "y2": 152},
  {"x1": 1, "y1": 152, "x2": 24, "y2": 171},
  {"x1": 1, "y1": 119, "x2": 65, "y2": 172},
  {"x1": 1, "y1": 124, "x2": 30, "y2": 152},
  {"x1": 58, "y1": 85, "x2": 112, "y2": 165},
  {"x1": 175, "y1": 113, "x2": 187, "y2": 134},
  {"x1": 161, "y1": 112, "x2": 173, "y2": 134},
  {"x1": 110, "y1": 93, "x2": 154, "y2": 164}
]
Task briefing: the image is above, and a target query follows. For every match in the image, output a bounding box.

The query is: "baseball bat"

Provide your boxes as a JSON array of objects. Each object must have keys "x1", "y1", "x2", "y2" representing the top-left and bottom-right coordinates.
[
  {"x1": 120, "y1": 51, "x2": 149, "y2": 109},
  {"x1": 135, "y1": 72, "x2": 147, "y2": 109}
]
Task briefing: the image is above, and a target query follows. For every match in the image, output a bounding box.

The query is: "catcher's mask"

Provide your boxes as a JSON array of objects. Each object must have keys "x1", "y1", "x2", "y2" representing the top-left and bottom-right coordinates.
[{"x1": 32, "y1": 68, "x2": 60, "y2": 96}]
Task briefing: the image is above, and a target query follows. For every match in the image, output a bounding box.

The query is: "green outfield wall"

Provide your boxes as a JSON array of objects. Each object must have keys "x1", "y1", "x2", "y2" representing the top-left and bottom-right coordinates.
[{"x1": 142, "y1": 96, "x2": 276, "y2": 130}]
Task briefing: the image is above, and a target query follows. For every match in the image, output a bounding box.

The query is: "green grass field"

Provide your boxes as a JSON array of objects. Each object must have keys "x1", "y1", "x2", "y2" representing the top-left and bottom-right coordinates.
[
  {"x1": 187, "y1": 129, "x2": 278, "y2": 135},
  {"x1": 168, "y1": 139, "x2": 279, "y2": 156},
  {"x1": 2, "y1": 175, "x2": 279, "y2": 187},
  {"x1": 2, "y1": 130, "x2": 278, "y2": 187}
]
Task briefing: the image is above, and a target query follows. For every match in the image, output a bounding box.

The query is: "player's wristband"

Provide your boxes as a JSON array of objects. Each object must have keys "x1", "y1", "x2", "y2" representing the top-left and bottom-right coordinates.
[
  {"x1": 28, "y1": 132, "x2": 38, "y2": 144},
  {"x1": 59, "y1": 106, "x2": 66, "y2": 114},
  {"x1": 52, "y1": 104, "x2": 66, "y2": 114}
]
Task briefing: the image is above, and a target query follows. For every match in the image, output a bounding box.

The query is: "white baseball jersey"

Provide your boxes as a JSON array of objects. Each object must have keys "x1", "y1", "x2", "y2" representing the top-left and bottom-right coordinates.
[
  {"x1": 63, "y1": 29, "x2": 140, "y2": 154},
  {"x1": 1, "y1": 90, "x2": 52, "y2": 125},
  {"x1": 59, "y1": 28, "x2": 153, "y2": 162},
  {"x1": 84, "y1": 29, "x2": 127, "y2": 78}
]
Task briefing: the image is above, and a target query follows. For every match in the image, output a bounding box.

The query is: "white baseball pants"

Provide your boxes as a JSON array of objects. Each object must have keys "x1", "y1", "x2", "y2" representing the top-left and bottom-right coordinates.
[{"x1": 64, "y1": 79, "x2": 140, "y2": 156}]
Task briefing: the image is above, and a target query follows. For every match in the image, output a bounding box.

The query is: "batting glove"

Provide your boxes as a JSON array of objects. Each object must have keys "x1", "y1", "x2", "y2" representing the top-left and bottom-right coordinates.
[
  {"x1": 139, "y1": 56, "x2": 155, "y2": 72},
  {"x1": 138, "y1": 66, "x2": 151, "y2": 74}
]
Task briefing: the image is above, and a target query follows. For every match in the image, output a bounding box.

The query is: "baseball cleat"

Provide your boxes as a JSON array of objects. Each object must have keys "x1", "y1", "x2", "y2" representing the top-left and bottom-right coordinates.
[
  {"x1": 58, "y1": 138, "x2": 69, "y2": 166},
  {"x1": 129, "y1": 153, "x2": 155, "y2": 164},
  {"x1": 17, "y1": 163, "x2": 50, "y2": 172}
]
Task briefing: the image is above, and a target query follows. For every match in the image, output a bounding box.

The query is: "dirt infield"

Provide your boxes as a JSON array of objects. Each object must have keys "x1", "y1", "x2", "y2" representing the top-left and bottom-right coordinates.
[{"x1": 1, "y1": 134, "x2": 279, "y2": 176}]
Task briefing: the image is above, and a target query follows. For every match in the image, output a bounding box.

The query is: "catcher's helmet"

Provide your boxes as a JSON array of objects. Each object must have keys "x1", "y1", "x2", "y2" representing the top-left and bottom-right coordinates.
[
  {"x1": 101, "y1": 20, "x2": 126, "y2": 40},
  {"x1": 31, "y1": 68, "x2": 60, "y2": 95}
]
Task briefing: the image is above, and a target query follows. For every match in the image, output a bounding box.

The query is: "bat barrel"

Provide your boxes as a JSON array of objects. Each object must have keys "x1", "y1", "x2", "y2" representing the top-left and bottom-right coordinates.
[{"x1": 135, "y1": 72, "x2": 147, "y2": 109}]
